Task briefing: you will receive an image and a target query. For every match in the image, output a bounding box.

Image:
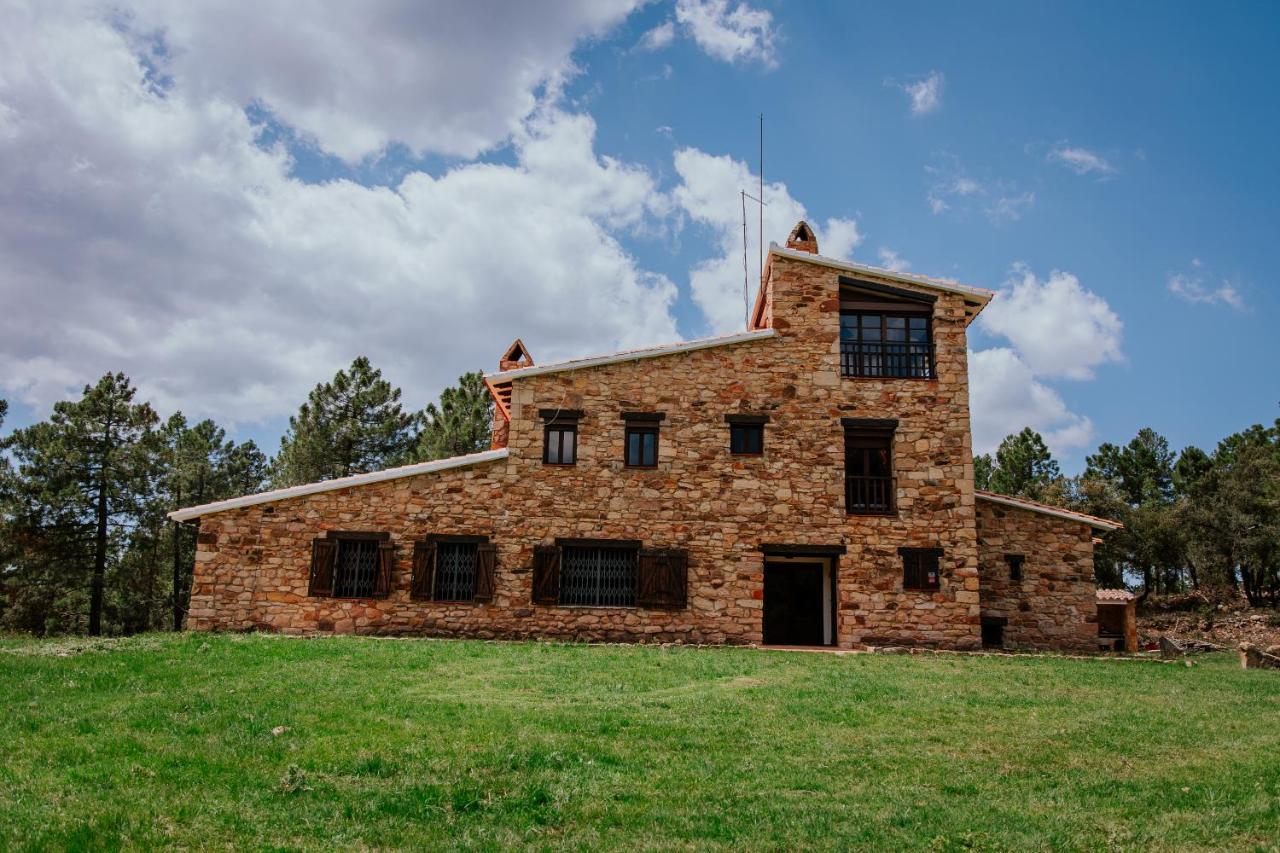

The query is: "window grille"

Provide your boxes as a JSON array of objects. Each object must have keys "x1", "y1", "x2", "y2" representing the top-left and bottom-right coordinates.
[
  {"x1": 434, "y1": 541, "x2": 478, "y2": 601},
  {"x1": 333, "y1": 539, "x2": 380, "y2": 598},
  {"x1": 840, "y1": 312, "x2": 934, "y2": 379},
  {"x1": 560, "y1": 544, "x2": 638, "y2": 607}
]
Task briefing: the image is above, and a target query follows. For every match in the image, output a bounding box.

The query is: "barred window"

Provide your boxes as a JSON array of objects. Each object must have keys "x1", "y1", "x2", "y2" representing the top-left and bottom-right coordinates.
[
  {"x1": 434, "y1": 541, "x2": 478, "y2": 601},
  {"x1": 560, "y1": 543, "x2": 639, "y2": 607},
  {"x1": 901, "y1": 547, "x2": 942, "y2": 591},
  {"x1": 309, "y1": 533, "x2": 393, "y2": 599}
]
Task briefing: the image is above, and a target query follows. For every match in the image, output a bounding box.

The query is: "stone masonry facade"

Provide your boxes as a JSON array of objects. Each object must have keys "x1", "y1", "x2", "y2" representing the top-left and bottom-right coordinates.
[
  {"x1": 975, "y1": 499, "x2": 1099, "y2": 651},
  {"x1": 183, "y1": 225, "x2": 1115, "y2": 650}
]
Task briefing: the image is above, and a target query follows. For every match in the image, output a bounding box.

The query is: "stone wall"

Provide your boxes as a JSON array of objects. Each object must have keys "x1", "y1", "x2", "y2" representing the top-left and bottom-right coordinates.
[
  {"x1": 975, "y1": 500, "x2": 1099, "y2": 651},
  {"x1": 188, "y1": 251, "x2": 1023, "y2": 649}
]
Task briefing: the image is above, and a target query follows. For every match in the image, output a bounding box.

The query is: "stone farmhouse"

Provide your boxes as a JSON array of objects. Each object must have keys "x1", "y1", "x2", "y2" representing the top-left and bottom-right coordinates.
[{"x1": 172, "y1": 222, "x2": 1121, "y2": 651}]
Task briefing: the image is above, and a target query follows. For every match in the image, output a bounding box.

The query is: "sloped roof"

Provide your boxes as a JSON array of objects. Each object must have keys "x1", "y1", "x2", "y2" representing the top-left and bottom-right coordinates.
[
  {"x1": 769, "y1": 243, "x2": 996, "y2": 304},
  {"x1": 1097, "y1": 588, "x2": 1136, "y2": 602},
  {"x1": 976, "y1": 490, "x2": 1123, "y2": 531},
  {"x1": 168, "y1": 449, "x2": 509, "y2": 521},
  {"x1": 485, "y1": 328, "x2": 777, "y2": 383}
]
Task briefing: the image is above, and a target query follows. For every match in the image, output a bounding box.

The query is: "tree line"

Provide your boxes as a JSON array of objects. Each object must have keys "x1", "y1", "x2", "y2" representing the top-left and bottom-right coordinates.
[
  {"x1": 975, "y1": 422, "x2": 1280, "y2": 605},
  {"x1": 0, "y1": 358, "x2": 493, "y2": 635}
]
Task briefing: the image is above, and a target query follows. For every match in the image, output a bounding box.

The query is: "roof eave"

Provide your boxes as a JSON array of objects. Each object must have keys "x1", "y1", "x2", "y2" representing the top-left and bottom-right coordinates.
[
  {"x1": 168, "y1": 448, "x2": 510, "y2": 522},
  {"x1": 975, "y1": 490, "x2": 1124, "y2": 532}
]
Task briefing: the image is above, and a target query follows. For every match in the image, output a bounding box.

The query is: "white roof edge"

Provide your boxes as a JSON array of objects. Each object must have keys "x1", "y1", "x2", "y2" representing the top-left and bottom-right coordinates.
[
  {"x1": 769, "y1": 243, "x2": 995, "y2": 303},
  {"x1": 976, "y1": 491, "x2": 1122, "y2": 531},
  {"x1": 168, "y1": 449, "x2": 509, "y2": 522},
  {"x1": 485, "y1": 328, "x2": 777, "y2": 383}
]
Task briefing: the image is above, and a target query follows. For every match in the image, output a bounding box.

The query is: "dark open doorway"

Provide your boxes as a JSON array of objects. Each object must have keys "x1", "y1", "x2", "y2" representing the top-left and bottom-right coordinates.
[{"x1": 763, "y1": 561, "x2": 830, "y2": 646}]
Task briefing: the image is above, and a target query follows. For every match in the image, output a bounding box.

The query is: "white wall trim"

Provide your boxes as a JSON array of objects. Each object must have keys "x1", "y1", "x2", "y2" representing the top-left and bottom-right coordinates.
[
  {"x1": 485, "y1": 328, "x2": 777, "y2": 383},
  {"x1": 168, "y1": 449, "x2": 509, "y2": 521}
]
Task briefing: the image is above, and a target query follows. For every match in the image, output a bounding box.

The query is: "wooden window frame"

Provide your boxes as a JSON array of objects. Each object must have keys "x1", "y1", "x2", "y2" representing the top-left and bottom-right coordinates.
[
  {"x1": 543, "y1": 421, "x2": 578, "y2": 466},
  {"x1": 725, "y1": 414, "x2": 767, "y2": 457},
  {"x1": 1005, "y1": 553, "x2": 1025, "y2": 582},
  {"x1": 410, "y1": 534, "x2": 496, "y2": 603},
  {"x1": 838, "y1": 308, "x2": 936, "y2": 380},
  {"x1": 900, "y1": 547, "x2": 943, "y2": 592},
  {"x1": 623, "y1": 416, "x2": 661, "y2": 468},
  {"x1": 309, "y1": 531, "x2": 393, "y2": 600},
  {"x1": 843, "y1": 418, "x2": 897, "y2": 516}
]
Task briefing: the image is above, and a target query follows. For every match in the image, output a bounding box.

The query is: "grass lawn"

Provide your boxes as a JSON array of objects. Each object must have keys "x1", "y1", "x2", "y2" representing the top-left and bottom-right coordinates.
[{"x1": 1, "y1": 635, "x2": 1278, "y2": 851}]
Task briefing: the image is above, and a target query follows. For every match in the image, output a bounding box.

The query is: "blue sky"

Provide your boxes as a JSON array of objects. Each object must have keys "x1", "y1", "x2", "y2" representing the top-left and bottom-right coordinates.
[{"x1": 2, "y1": 0, "x2": 1277, "y2": 471}]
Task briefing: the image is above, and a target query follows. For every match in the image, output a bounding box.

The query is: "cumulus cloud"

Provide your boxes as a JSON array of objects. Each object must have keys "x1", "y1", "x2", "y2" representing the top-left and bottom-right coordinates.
[
  {"x1": 122, "y1": 0, "x2": 643, "y2": 162},
  {"x1": 1048, "y1": 144, "x2": 1116, "y2": 177},
  {"x1": 675, "y1": 0, "x2": 778, "y2": 67},
  {"x1": 671, "y1": 149, "x2": 860, "y2": 332},
  {"x1": 876, "y1": 248, "x2": 910, "y2": 272},
  {"x1": 968, "y1": 348, "x2": 1094, "y2": 456},
  {"x1": 1168, "y1": 262, "x2": 1246, "y2": 310},
  {"x1": 900, "y1": 71, "x2": 944, "y2": 115},
  {"x1": 636, "y1": 20, "x2": 676, "y2": 51},
  {"x1": 0, "y1": 2, "x2": 678, "y2": 422},
  {"x1": 978, "y1": 266, "x2": 1123, "y2": 380}
]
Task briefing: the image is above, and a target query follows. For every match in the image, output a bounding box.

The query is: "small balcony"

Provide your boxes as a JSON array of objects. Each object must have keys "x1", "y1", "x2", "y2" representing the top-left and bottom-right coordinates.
[
  {"x1": 846, "y1": 474, "x2": 896, "y2": 515},
  {"x1": 840, "y1": 341, "x2": 935, "y2": 380}
]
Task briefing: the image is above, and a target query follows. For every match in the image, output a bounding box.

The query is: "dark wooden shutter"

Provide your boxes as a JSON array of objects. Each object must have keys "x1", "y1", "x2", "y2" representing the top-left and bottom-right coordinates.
[
  {"x1": 374, "y1": 541, "x2": 396, "y2": 598},
  {"x1": 309, "y1": 538, "x2": 336, "y2": 597},
  {"x1": 531, "y1": 545, "x2": 562, "y2": 604},
  {"x1": 475, "y1": 543, "x2": 497, "y2": 603},
  {"x1": 637, "y1": 548, "x2": 688, "y2": 609},
  {"x1": 411, "y1": 539, "x2": 436, "y2": 600}
]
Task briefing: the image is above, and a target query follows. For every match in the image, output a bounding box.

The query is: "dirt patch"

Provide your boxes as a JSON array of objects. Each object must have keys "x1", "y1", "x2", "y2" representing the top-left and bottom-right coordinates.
[{"x1": 1140, "y1": 604, "x2": 1280, "y2": 652}]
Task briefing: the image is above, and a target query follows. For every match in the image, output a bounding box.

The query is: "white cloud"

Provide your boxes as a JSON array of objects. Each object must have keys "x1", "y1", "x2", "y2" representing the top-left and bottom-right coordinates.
[
  {"x1": 876, "y1": 247, "x2": 910, "y2": 272},
  {"x1": 121, "y1": 0, "x2": 643, "y2": 162},
  {"x1": 1168, "y1": 270, "x2": 1246, "y2": 310},
  {"x1": 671, "y1": 148, "x2": 860, "y2": 332},
  {"x1": 926, "y1": 156, "x2": 1030, "y2": 222},
  {"x1": 984, "y1": 191, "x2": 1035, "y2": 223},
  {"x1": 0, "y1": 3, "x2": 679, "y2": 423},
  {"x1": 900, "y1": 71, "x2": 944, "y2": 116},
  {"x1": 636, "y1": 20, "x2": 676, "y2": 51},
  {"x1": 978, "y1": 266, "x2": 1123, "y2": 380},
  {"x1": 1048, "y1": 145, "x2": 1116, "y2": 177},
  {"x1": 675, "y1": 0, "x2": 777, "y2": 67},
  {"x1": 968, "y1": 348, "x2": 1094, "y2": 456}
]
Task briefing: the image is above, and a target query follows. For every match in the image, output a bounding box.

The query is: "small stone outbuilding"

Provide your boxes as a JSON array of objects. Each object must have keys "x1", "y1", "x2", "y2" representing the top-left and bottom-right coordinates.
[{"x1": 174, "y1": 223, "x2": 1121, "y2": 650}]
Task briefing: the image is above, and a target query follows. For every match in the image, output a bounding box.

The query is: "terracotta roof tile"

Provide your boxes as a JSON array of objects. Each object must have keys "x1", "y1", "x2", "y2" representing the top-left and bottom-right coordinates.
[{"x1": 975, "y1": 490, "x2": 1123, "y2": 531}]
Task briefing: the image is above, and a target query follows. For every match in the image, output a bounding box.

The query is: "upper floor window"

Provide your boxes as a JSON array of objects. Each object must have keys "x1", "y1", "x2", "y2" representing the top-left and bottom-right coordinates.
[
  {"x1": 726, "y1": 414, "x2": 767, "y2": 456},
  {"x1": 622, "y1": 412, "x2": 663, "y2": 468},
  {"x1": 840, "y1": 313, "x2": 934, "y2": 379},
  {"x1": 844, "y1": 418, "x2": 896, "y2": 515},
  {"x1": 541, "y1": 409, "x2": 582, "y2": 466},
  {"x1": 838, "y1": 275, "x2": 937, "y2": 380}
]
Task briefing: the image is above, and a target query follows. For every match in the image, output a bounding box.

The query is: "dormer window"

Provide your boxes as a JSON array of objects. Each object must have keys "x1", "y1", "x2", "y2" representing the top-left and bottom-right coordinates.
[{"x1": 838, "y1": 277, "x2": 936, "y2": 380}]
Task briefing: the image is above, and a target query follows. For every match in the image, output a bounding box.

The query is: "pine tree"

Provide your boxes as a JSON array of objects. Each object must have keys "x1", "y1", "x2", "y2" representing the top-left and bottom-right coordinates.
[
  {"x1": 984, "y1": 428, "x2": 1062, "y2": 500},
  {"x1": 272, "y1": 357, "x2": 415, "y2": 487},
  {"x1": 1, "y1": 374, "x2": 160, "y2": 635},
  {"x1": 413, "y1": 372, "x2": 493, "y2": 461},
  {"x1": 159, "y1": 414, "x2": 267, "y2": 630},
  {"x1": 973, "y1": 453, "x2": 994, "y2": 490}
]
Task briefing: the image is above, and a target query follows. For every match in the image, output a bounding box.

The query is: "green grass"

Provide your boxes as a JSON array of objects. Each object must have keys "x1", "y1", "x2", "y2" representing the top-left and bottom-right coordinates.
[{"x1": 1, "y1": 635, "x2": 1278, "y2": 851}]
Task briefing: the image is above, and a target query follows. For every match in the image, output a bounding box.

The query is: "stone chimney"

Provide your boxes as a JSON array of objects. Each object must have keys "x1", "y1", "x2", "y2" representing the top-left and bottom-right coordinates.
[
  {"x1": 785, "y1": 220, "x2": 818, "y2": 254},
  {"x1": 498, "y1": 339, "x2": 533, "y2": 372}
]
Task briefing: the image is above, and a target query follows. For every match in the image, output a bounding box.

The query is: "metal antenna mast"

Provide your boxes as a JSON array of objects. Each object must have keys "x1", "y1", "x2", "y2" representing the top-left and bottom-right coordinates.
[{"x1": 759, "y1": 113, "x2": 764, "y2": 285}]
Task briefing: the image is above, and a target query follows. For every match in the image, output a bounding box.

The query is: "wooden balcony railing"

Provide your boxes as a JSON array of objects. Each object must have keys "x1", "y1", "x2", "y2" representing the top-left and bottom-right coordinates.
[
  {"x1": 846, "y1": 474, "x2": 896, "y2": 515},
  {"x1": 840, "y1": 341, "x2": 935, "y2": 379}
]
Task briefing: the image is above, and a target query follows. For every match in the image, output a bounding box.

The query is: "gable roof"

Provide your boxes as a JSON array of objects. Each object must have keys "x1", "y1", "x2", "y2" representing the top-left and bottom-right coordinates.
[
  {"x1": 976, "y1": 490, "x2": 1123, "y2": 531},
  {"x1": 168, "y1": 449, "x2": 509, "y2": 522},
  {"x1": 485, "y1": 328, "x2": 777, "y2": 383}
]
